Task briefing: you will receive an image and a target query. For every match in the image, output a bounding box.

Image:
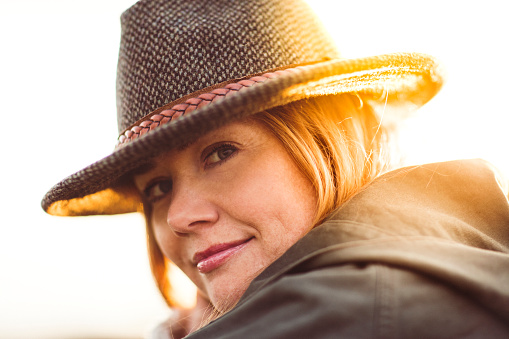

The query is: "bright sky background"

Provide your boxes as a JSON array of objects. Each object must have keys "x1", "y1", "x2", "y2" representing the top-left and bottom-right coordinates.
[{"x1": 1, "y1": 1, "x2": 508, "y2": 338}]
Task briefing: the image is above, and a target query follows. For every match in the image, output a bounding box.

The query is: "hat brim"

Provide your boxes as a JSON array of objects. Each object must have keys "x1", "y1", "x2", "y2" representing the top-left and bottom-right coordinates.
[{"x1": 42, "y1": 52, "x2": 444, "y2": 216}]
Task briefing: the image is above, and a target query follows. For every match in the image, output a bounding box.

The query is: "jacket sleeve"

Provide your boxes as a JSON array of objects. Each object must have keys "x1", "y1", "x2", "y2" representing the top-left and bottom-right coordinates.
[{"x1": 186, "y1": 262, "x2": 509, "y2": 339}]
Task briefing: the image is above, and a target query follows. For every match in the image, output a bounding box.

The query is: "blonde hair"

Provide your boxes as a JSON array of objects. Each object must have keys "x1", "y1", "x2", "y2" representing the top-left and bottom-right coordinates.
[
  {"x1": 145, "y1": 93, "x2": 392, "y2": 307},
  {"x1": 253, "y1": 94, "x2": 391, "y2": 225}
]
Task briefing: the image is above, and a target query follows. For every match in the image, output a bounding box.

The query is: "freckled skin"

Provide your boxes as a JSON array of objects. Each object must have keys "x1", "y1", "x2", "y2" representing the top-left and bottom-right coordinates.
[{"x1": 134, "y1": 119, "x2": 317, "y2": 310}]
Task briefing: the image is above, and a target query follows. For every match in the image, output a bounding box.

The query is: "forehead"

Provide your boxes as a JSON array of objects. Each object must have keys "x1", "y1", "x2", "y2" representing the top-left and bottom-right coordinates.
[
  {"x1": 131, "y1": 117, "x2": 271, "y2": 185},
  {"x1": 178, "y1": 116, "x2": 262, "y2": 151}
]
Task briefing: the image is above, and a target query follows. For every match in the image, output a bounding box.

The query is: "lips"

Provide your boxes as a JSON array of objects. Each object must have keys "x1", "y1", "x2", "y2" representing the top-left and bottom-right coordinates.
[{"x1": 193, "y1": 238, "x2": 253, "y2": 274}]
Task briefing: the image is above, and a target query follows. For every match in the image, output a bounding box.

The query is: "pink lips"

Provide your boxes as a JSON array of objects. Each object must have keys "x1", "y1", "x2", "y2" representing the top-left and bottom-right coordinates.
[{"x1": 193, "y1": 238, "x2": 252, "y2": 274}]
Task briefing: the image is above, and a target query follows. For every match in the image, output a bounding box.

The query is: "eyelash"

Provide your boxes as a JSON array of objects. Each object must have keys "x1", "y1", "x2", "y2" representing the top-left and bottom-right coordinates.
[
  {"x1": 143, "y1": 178, "x2": 172, "y2": 204},
  {"x1": 143, "y1": 143, "x2": 238, "y2": 202},
  {"x1": 204, "y1": 143, "x2": 238, "y2": 168}
]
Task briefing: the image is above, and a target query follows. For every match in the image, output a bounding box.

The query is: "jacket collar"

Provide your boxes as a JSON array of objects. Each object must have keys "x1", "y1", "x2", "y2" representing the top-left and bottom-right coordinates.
[{"x1": 237, "y1": 159, "x2": 509, "y2": 306}]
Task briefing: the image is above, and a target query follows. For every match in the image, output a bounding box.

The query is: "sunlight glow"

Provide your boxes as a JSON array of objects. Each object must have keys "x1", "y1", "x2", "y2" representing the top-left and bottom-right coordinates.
[{"x1": 1, "y1": 0, "x2": 507, "y2": 338}]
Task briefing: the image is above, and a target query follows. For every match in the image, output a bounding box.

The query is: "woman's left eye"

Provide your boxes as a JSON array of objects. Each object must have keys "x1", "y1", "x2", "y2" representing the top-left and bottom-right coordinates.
[{"x1": 204, "y1": 143, "x2": 238, "y2": 166}]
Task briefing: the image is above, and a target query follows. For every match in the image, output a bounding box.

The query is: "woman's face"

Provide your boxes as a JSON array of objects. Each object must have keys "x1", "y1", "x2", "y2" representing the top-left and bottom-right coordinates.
[{"x1": 134, "y1": 119, "x2": 317, "y2": 309}]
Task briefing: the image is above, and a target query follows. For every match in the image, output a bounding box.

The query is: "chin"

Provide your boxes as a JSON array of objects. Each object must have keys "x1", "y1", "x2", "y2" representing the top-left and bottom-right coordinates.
[
  {"x1": 206, "y1": 267, "x2": 262, "y2": 311},
  {"x1": 206, "y1": 282, "x2": 248, "y2": 312},
  {"x1": 201, "y1": 240, "x2": 273, "y2": 311}
]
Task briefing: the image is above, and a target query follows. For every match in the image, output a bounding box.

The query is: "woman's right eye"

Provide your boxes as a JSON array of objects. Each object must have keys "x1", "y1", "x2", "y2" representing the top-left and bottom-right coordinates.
[{"x1": 143, "y1": 179, "x2": 172, "y2": 203}]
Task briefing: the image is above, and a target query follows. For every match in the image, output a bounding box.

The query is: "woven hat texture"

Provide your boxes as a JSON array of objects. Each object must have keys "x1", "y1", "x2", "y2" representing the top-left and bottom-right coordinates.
[
  {"x1": 117, "y1": 0, "x2": 339, "y2": 134},
  {"x1": 42, "y1": 0, "x2": 444, "y2": 216}
]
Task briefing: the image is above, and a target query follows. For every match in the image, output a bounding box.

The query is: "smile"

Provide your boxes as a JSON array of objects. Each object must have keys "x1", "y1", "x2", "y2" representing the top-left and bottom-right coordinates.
[{"x1": 194, "y1": 238, "x2": 253, "y2": 274}]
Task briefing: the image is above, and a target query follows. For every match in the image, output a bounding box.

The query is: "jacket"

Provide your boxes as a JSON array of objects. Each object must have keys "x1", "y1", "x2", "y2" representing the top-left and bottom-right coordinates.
[{"x1": 186, "y1": 159, "x2": 509, "y2": 338}]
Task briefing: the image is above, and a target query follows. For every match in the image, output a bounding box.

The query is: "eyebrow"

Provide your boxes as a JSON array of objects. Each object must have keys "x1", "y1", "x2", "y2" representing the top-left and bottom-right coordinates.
[
  {"x1": 127, "y1": 161, "x2": 157, "y2": 177},
  {"x1": 130, "y1": 136, "x2": 199, "y2": 177},
  {"x1": 177, "y1": 139, "x2": 197, "y2": 151},
  {"x1": 175, "y1": 117, "x2": 254, "y2": 152}
]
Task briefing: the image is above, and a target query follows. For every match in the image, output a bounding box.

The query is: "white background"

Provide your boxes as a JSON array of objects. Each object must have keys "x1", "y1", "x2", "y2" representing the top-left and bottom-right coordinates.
[{"x1": 1, "y1": 0, "x2": 508, "y2": 338}]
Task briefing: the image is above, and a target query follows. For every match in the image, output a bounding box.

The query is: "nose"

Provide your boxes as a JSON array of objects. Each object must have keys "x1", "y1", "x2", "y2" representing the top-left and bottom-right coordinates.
[{"x1": 166, "y1": 182, "x2": 219, "y2": 235}]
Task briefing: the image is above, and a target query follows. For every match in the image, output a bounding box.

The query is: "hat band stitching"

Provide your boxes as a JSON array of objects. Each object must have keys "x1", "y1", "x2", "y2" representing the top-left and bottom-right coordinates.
[{"x1": 116, "y1": 69, "x2": 294, "y2": 148}]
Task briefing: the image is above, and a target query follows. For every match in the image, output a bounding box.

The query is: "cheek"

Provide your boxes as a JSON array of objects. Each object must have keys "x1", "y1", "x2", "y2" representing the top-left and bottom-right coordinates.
[
  {"x1": 222, "y1": 150, "x2": 317, "y2": 240},
  {"x1": 151, "y1": 208, "x2": 181, "y2": 265},
  {"x1": 150, "y1": 209, "x2": 208, "y2": 293}
]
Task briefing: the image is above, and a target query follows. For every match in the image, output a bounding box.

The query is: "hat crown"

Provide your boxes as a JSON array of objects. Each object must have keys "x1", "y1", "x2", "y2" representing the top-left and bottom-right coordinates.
[{"x1": 116, "y1": 0, "x2": 340, "y2": 133}]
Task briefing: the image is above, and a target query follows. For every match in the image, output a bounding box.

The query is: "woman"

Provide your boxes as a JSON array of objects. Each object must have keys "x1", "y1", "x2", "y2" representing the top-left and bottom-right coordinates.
[
  {"x1": 42, "y1": 0, "x2": 509, "y2": 338},
  {"x1": 140, "y1": 93, "x2": 391, "y2": 334}
]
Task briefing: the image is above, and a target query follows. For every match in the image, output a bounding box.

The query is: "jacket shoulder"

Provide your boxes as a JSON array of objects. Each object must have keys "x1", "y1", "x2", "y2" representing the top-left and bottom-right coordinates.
[{"x1": 189, "y1": 260, "x2": 509, "y2": 338}]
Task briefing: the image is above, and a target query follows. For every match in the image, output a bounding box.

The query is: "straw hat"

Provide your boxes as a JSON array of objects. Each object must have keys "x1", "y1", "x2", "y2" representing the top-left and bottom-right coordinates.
[{"x1": 42, "y1": 0, "x2": 444, "y2": 216}]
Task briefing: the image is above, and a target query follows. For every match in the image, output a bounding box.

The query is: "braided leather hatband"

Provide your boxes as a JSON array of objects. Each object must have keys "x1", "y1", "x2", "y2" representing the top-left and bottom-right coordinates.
[{"x1": 116, "y1": 68, "x2": 297, "y2": 148}]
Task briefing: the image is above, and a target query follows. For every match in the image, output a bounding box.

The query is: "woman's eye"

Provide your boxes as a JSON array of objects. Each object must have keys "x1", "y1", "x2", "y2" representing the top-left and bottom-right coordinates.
[
  {"x1": 144, "y1": 179, "x2": 172, "y2": 202},
  {"x1": 205, "y1": 144, "x2": 238, "y2": 166}
]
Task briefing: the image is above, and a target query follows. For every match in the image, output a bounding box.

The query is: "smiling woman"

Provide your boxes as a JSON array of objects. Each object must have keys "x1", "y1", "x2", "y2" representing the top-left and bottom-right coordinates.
[
  {"x1": 40, "y1": 0, "x2": 509, "y2": 338},
  {"x1": 137, "y1": 94, "x2": 387, "y2": 316},
  {"x1": 136, "y1": 118, "x2": 317, "y2": 311}
]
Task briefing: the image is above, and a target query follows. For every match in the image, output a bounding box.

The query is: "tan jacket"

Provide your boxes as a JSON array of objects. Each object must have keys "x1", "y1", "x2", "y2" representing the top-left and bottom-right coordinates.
[{"x1": 186, "y1": 159, "x2": 509, "y2": 338}]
